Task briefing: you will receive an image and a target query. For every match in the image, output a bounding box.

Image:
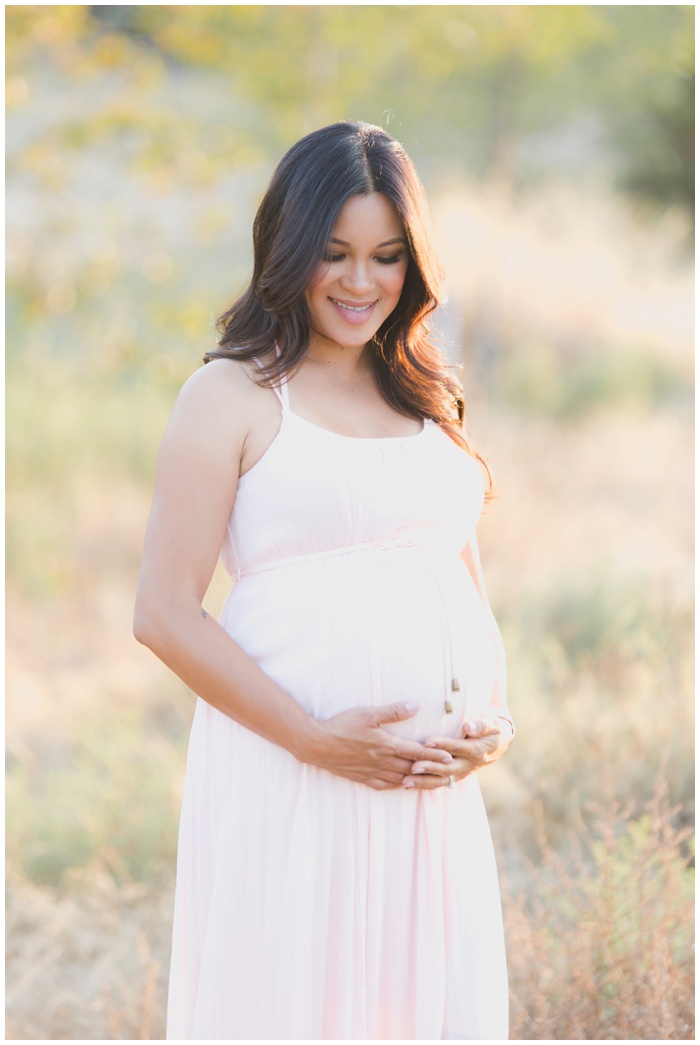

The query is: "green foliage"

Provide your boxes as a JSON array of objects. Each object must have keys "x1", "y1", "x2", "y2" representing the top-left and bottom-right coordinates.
[
  {"x1": 5, "y1": 5, "x2": 694, "y2": 211},
  {"x1": 6, "y1": 363, "x2": 180, "y2": 495},
  {"x1": 592, "y1": 6, "x2": 695, "y2": 221},
  {"x1": 5, "y1": 6, "x2": 694, "y2": 401},
  {"x1": 490, "y1": 574, "x2": 695, "y2": 848},
  {"x1": 617, "y1": 68, "x2": 695, "y2": 222},
  {"x1": 516, "y1": 572, "x2": 690, "y2": 671},
  {"x1": 6, "y1": 710, "x2": 185, "y2": 888},
  {"x1": 5, "y1": 362, "x2": 181, "y2": 596},
  {"x1": 497, "y1": 340, "x2": 691, "y2": 420}
]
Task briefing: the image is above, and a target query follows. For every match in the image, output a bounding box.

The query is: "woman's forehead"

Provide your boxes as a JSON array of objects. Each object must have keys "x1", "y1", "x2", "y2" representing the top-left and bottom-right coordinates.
[{"x1": 332, "y1": 192, "x2": 405, "y2": 241}]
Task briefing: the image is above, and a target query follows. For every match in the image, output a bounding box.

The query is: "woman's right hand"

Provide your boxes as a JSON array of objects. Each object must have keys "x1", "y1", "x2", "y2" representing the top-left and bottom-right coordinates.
[{"x1": 299, "y1": 701, "x2": 454, "y2": 790}]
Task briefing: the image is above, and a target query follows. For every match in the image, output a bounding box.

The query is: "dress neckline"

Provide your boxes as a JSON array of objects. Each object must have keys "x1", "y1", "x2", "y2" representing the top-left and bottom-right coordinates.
[
  {"x1": 286, "y1": 408, "x2": 430, "y2": 442},
  {"x1": 267, "y1": 340, "x2": 430, "y2": 442}
]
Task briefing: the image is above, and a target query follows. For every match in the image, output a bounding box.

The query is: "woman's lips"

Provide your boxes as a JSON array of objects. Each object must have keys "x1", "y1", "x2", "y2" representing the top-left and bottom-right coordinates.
[{"x1": 329, "y1": 297, "x2": 378, "y2": 325}]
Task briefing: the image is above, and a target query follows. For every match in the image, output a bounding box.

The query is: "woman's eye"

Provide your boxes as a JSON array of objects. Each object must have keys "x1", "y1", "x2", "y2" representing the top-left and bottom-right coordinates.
[
  {"x1": 322, "y1": 252, "x2": 404, "y2": 265},
  {"x1": 323, "y1": 252, "x2": 405, "y2": 265}
]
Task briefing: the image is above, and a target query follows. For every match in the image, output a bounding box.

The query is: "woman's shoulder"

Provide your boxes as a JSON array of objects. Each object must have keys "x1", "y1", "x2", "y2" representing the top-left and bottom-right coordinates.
[
  {"x1": 182, "y1": 354, "x2": 255, "y2": 392},
  {"x1": 175, "y1": 353, "x2": 271, "y2": 414},
  {"x1": 169, "y1": 350, "x2": 283, "y2": 450},
  {"x1": 163, "y1": 357, "x2": 254, "y2": 445}
]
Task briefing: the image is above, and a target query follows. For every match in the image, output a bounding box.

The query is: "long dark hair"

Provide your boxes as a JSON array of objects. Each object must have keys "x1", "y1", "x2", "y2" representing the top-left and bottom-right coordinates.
[{"x1": 208, "y1": 121, "x2": 491, "y2": 489}]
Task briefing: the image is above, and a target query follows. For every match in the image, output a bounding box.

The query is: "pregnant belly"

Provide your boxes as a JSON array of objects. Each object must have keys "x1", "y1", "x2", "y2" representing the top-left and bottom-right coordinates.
[{"x1": 221, "y1": 547, "x2": 498, "y2": 743}]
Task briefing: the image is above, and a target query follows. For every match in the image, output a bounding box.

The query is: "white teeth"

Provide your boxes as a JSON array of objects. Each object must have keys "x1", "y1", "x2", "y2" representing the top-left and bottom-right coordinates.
[{"x1": 331, "y1": 299, "x2": 373, "y2": 313}]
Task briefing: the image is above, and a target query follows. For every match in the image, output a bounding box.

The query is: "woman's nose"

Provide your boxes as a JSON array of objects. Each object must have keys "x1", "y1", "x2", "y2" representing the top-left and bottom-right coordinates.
[{"x1": 340, "y1": 261, "x2": 373, "y2": 294}]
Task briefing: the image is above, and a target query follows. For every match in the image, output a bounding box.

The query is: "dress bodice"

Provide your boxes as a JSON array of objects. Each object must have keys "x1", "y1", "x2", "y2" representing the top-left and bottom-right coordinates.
[{"x1": 220, "y1": 368, "x2": 485, "y2": 581}]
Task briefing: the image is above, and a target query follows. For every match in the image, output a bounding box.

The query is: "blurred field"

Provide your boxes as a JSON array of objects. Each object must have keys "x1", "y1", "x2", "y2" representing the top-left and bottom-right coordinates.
[
  {"x1": 5, "y1": 6, "x2": 694, "y2": 1041},
  {"x1": 6, "y1": 344, "x2": 693, "y2": 1039}
]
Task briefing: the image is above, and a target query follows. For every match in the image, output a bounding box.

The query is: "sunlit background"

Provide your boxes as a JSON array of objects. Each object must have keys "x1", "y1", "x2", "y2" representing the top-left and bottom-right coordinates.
[{"x1": 5, "y1": 5, "x2": 694, "y2": 1040}]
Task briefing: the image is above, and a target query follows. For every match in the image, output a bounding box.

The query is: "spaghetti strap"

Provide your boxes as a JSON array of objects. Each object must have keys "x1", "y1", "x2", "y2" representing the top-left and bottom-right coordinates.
[
  {"x1": 273, "y1": 341, "x2": 290, "y2": 410},
  {"x1": 250, "y1": 349, "x2": 289, "y2": 412}
]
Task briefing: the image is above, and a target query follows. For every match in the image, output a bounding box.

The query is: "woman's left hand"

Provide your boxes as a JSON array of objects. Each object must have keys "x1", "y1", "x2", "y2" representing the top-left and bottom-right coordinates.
[{"x1": 402, "y1": 715, "x2": 512, "y2": 791}]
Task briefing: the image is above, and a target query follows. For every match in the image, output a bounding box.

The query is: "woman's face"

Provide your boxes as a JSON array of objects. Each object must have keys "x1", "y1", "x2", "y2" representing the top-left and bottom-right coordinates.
[{"x1": 305, "y1": 192, "x2": 410, "y2": 348}]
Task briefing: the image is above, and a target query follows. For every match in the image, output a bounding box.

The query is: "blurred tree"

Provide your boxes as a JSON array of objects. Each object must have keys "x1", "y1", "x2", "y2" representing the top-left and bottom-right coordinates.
[
  {"x1": 5, "y1": 4, "x2": 694, "y2": 375},
  {"x1": 123, "y1": 4, "x2": 613, "y2": 183},
  {"x1": 6, "y1": 5, "x2": 694, "y2": 217},
  {"x1": 597, "y1": 5, "x2": 694, "y2": 223}
]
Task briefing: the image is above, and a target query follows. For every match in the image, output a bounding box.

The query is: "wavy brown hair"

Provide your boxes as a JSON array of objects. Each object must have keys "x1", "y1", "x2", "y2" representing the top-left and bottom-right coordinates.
[{"x1": 207, "y1": 121, "x2": 491, "y2": 492}]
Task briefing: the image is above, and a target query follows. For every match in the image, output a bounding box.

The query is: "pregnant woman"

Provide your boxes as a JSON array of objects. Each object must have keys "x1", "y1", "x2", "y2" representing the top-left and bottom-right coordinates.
[{"x1": 134, "y1": 121, "x2": 514, "y2": 1040}]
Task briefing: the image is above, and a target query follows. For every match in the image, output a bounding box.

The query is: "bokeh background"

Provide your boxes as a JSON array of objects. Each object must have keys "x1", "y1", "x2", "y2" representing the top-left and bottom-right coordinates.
[{"x1": 5, "y1": 5, "x2": 694, "y2": 1040}]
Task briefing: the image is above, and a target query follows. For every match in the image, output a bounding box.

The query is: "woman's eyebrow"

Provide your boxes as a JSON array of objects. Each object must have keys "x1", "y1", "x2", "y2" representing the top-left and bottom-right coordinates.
[{"x1": 331, "y1": 237, "x2": 407, "y2": 247}]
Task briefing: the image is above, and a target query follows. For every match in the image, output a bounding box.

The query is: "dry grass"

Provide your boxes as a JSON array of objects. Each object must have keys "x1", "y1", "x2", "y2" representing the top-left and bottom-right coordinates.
[
  {"x1": 5, "y1": 870, "x2": 172, "y2": 1040},
  {"x1": 503, "y1": 777, "x2": 694, "y2": 1040},
  {"x1": 6, "y1": 782, "x2": 692, "y2": 1041}
]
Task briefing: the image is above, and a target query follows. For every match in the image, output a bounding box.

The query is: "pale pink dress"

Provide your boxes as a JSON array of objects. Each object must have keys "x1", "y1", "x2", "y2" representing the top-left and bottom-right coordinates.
[{"x1": 166, "y1": 360, "x2": 510, "y2": 1040}]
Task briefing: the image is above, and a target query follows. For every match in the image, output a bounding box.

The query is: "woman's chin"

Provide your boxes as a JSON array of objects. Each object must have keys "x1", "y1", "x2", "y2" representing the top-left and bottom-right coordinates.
[{"x1": 309, "y1": 327, "x2": 375, "y2": 352}]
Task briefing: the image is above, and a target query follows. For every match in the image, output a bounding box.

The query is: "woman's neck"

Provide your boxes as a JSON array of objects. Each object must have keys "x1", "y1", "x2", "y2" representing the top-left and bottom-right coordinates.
[{"x1": 305, "y1": 333, "x2": 373, "y2": 381}]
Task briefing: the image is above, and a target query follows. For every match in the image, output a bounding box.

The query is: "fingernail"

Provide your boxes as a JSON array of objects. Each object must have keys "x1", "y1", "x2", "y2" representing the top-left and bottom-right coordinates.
[
  {"x1": 442, "y1": 755, "x2": 453, "y2": 763},
  {"x1": 403, "y1": 779, "x2": 416, "y2": 788},
  {"x1": 405, "y1": 701, "x2": 420, "y2": 711},
  {"x1": 413, "y1": 766, "x2": 425, "y2": 774},
  {"x1": 465, "y1": 721, "x2": 477, "y2": 733},
  {"x1": 424, "y1": 740, "x2": 437, "y2": 748}
]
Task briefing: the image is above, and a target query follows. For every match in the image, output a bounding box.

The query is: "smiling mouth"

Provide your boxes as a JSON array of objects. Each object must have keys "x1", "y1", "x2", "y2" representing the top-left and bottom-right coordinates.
[{"x1": 329, "y1": 298, "x2": 376, "y2": 313}]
